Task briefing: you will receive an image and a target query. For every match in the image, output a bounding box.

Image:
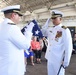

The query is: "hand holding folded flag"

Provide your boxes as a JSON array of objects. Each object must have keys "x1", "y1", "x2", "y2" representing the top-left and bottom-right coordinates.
[
  {"x1": 21, "y1": 22, "x2": 34, "y2": 35},
  {"x1": 21, "y1": 21, "x2": 34, "y2": 54}
]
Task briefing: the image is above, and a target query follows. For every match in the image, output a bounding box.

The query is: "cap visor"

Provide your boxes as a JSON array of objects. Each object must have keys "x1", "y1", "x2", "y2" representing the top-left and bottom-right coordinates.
[
  {"x1": 51, "y1": 15, "x2": 62, "y2": 19},
  {"x1": 13, "y1": 10, "x2": 23, "y2": 16},
  {"x1": 18, "y1": 13, "x2": 23, "y2": 16},
  {"x1": 51, "y1": 16, "x2": 57, "y2": 19},
  {"x1": 17, "y1": 12, "x2": 23, "y2": 16}
]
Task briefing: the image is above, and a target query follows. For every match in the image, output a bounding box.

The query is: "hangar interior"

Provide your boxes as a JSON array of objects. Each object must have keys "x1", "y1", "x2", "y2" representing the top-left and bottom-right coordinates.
[{"x1": 0, "y1": 0, "x2": 76, "y2": 36}]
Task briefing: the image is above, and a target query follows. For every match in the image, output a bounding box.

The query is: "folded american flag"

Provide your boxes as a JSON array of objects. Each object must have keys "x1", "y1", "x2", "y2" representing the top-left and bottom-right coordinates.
[{"x1": 21, "y1": 19, "x2": 43, "y2": 38}]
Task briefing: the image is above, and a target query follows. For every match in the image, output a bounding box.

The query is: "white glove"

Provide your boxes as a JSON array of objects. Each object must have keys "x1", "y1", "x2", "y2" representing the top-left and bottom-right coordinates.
[
  {"x1": 63, "y1": 61, "x2": 69, "y2": 68},
  {"x1": 42, "y1": 18, "x2": 50, "y2": 30},
  {"x1": 24, "y1": 50, "x2": 30, "y2": 55},
  {"x1": 25, "y1": 22, "x2": 35, "y2": 32}
]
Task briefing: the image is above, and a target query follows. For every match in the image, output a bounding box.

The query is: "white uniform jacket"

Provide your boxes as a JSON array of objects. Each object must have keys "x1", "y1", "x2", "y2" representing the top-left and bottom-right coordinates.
[
  {"x1": 0, "y1": 18, "x2": 32, "y2": 75},
  {"x1": 44, "y1": 24, "x2": 72, "y2": 75}
]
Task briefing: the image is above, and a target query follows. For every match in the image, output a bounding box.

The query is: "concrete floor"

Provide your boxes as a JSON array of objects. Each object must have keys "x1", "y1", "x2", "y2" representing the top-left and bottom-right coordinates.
[
  {"x1": 25, "y1": 54, "x2": 76, "y2": 75},
  {"x1": 65, "y1": 54, "x2": 76, "y2": 75}
]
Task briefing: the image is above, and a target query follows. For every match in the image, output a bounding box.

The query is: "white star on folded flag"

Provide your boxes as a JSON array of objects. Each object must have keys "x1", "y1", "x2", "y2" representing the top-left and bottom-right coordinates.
[{"x1": 35, "y1": 30, "x2": 39, "y2": 35}]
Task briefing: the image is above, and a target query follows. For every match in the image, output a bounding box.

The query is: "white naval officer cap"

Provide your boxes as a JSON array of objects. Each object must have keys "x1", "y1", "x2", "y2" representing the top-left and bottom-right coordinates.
[
  {"x1": 51, "y1": 10, "x2": 63, "y2": 19},
  {"x1": 1, "y1": 5, "x2": 23, "y2": 16}
]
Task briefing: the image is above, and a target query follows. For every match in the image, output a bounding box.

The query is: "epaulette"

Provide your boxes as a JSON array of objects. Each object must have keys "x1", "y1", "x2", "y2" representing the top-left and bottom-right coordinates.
[
  {"x1": 8, "y1": 23, "x2": 16, "y2": 25},
  {"x1": 62, "y1": 26, "x2": 67, "y2": 29}
]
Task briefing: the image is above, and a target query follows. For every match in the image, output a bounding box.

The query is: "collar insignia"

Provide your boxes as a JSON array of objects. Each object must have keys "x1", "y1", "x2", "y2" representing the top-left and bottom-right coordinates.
[{"x1": 8, "y1": 23, "x2": 16, "y2": 25}]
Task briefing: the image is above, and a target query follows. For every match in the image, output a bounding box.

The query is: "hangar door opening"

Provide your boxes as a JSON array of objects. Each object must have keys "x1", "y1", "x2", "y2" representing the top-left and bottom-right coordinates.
[{"x1": 68, "y1": 27, "x2": 75, "y2": 38}]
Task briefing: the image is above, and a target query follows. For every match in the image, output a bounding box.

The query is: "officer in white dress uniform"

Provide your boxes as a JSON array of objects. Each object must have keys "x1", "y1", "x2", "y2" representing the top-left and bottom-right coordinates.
[
  {"x1": 43, "y1": 10, "x2": 73, "y2": 75},
  {"x1": 0, "y1": 5, "x2": 33, "y2": 75}
]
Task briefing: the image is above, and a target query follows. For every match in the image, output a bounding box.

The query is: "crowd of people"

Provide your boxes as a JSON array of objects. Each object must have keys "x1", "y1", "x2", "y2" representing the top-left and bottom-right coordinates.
[{"x1": 0, "y1": 4, "x2": 75, "y2": 75}]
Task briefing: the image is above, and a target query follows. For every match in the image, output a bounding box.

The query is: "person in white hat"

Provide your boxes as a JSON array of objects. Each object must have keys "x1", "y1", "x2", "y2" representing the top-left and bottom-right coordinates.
[
  {"x1": 42, "y1": 10, "x2": 72, "y2": 75},
  {"x1": 0, "y1": 5, "x2": 34, "y2": 75}
]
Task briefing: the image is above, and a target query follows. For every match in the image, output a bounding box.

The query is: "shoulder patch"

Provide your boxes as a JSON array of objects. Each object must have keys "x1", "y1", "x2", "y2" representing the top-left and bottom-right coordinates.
[
  {"x1": 62, "y1": 26, "x2": 67, "y2": 29},
  {"x1": 8, "y1": 23, "x2": 16, "y2": 25}
]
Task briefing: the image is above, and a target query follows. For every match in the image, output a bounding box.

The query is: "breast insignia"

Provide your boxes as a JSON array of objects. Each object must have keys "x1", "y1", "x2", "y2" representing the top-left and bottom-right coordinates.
[
  {"x1": 62, "y1": 26, "x2": 67, "y2": 29},
  {"x1": 8, "y1": 23, "x2": 16, "y2": 25}
]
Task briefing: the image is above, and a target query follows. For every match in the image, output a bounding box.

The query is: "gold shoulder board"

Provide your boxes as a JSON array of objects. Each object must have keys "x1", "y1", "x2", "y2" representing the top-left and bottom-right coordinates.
[{"x1": 62, "y1": 26, "x2": 67, "y2": 29}]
